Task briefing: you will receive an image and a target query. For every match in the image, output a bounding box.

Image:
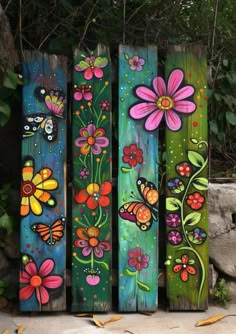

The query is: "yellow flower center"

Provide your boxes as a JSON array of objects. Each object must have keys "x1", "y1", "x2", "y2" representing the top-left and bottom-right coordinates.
[
  {"x1": 30, "y1": 275, "x2": 42, "y2": 288},
  {"x1": 157, "y1": 96, "x2": 174, "y2": 110}
]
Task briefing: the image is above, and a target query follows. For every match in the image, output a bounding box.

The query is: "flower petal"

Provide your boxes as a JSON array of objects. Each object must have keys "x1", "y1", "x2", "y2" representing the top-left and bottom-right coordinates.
[
  {"x1": 173, "y1": 264, "x2": 182, "y2": 273},
  {"x1": 95, "y1": 137, "x2": 109, "y2": 147},
  {"x1": 93, "y1": 68, "x2": 104, "y2": 79},
  {"x1": 36, "y1": 179, "x2": 58, "y2": 190},
  {"x1": 165, "y1": 110, "x2": 181, "y2": 131},
  {"x1": 19, "y1": 270, "x2": 31, "y2": 283},
  {"x1": 94, "y1": 246, "x2": 104, "y2": 258},
  {"x1": 99, "y1": 181, "x2": 112, "y2": 195},
  {"x1": 39, "y1": 259, "x2": 54, "y2": 277},
  {"x1": 99, "y1": 241, "x2": 111, "y2": 251},
  {"x1": 74, "y1": 92, "x2": 82, "y2": 101},
  {"x1": 84, "y1": 68, "x2": 93, "y2": 80},
  {"x1": 152, "y1": 76, "x2": 166, "y2": 97},
  {"x1": 91, "y1": 143, "x2": 102, "y2": 155},
  {"x1": 87, "y1": 196, "x2": 98, "y2": 210},
  {"x1": 74, "y1": 189, "x2": 89, "y2": 204},
  {"x1": 174, "y1": 100, "x2": 196, "y2": 114},
  {"x1": 43, "y1": 275, "x2": 63, "y2": 288},
  {"x1": 82, "y1": 246, "x2": 92, "y2": 257},
  {"x1": 145, "y1": 110, "x2": 164, "y2": 131},
  {"x1": 22, "y1": 166, "x2": 34, "y2": 182},
  {"x1": 29, "y1": 196, "x2": 43, "y2": 216},
  {"x1": 130, "y1": 102, "x2": 158, "y2": 119},
  {"x1": 32, "y1": 169, "x2": 52, "y2": 185},
  {"x1": 19, "y1": 285, "x2": 34, "y2": 300},
  {"x1": 76, "y1": 227, "x2": 89, "y2": 240},
  {"x1": 135, "y1": 86, "x2": 157, "y2": 102},
  {"x1": 20, "y1": 202, "x2": 30, "y2": 217},
  {"x1": 186, "y1": 265, "x2": 196, "y2": 275},
  {"x1": 36, "y1": 285, "x2": 49, "y2": 304},
  {"x1": 173, "y1": 85, "x2": 195, "y2": 101},
  {"x1": 74, "y1": 137, "x2": 88, "y2": 147},
  {"x1": 180, "y1": 269, "x2": 188, "y2": 282},
  {"x1": 167, "y1": 69, "x2": 184, "y2": 96},
  {"x1": 25, "y1": 262, "x2": 37, "y2": 276},
  {"x1": 98, "y1": 195, "x2": 110, "y2": 207}
]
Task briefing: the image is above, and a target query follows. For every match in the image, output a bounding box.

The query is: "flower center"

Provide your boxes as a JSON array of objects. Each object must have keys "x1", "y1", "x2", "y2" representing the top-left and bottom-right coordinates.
[
  {"x1": 21, "y1": 181, "x2": 36, "y2": 197},
  {"x1": 87, "y1": 136, "x2": 95, "y2": 145},
  {"x1": 30, "y1": 275, "x2": 42, "y2": 288},
  {"x1": 157, "y1": 96, "x2": 174, "y2": 110},
  {"x1": 89, "y1": 237, "x2": 99, "y2": 247}
]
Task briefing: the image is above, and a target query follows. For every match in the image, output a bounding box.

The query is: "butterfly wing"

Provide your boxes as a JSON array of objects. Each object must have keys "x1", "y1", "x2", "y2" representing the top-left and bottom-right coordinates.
[
  {"x1": 137, "y1": 177, "x2": 159, "y2": 207},
  {"x1": 42, "y1": 117, "x2": 58, "y2": 142},
  {"x1": 31, "y1": 218, "x2": 65, "y2": 245},
  {"x1": 44, "y1": 90, "x2": 65, "y2": 118},
  {"x1": 119, "y1": 201, "x2": 153, "y2": 231},
  {"x1": 22, "y1": 113, "x2": 47, "y2": 139}
]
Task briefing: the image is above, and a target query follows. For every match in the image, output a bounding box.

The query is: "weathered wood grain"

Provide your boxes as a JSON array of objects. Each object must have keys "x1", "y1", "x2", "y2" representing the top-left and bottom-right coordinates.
[{"x1": 20, "y1": 51, "x2": 67, "y2": 311}]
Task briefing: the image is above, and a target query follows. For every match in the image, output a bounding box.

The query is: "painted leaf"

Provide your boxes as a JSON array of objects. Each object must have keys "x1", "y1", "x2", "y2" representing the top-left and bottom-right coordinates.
[
  {"x1": 97, "y1": 261, "x2": 109, "y2": 271},
  {"x1": 195, "y1": 314, "x2": 232, "y2": 327},
  {"x1": 190, "y1": 138, "x2": 198, "y2": 144},
  {"x1": 166, "y1": 197, "x2": 182, "y2": 211},
  {"x1": 183, "y1": 212, "x2": 201, "y2": 226},
  {"x1": 124, "y1": 53, "x2": 129, "y2": 60},
  {"x1": 187, "y1": 150, "x2": 205, "y2": 167},
  {"x1": 137, "y1": 280, "x2": 151, "y2": 292},
  {"x1": 124, "y1": 268, "x2": 137, "y2": 276},
  {"x1": 192, "y1": 177, "x2": 208, "y2": 190},
  {"x1": 121, "y1": 167, "x2": 133, "y2": 173}
]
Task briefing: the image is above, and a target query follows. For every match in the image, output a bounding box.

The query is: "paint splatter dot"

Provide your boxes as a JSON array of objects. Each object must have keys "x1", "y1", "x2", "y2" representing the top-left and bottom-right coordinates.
[
  {"x1": 193, "y1": 121, "x2": 198, "y2": 127},
  {"x1": 26, "y1": 244, "x2": 31, "y2": 248}
]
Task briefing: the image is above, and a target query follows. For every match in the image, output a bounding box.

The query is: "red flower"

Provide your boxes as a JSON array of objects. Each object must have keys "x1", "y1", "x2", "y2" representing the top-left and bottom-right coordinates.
[
  {"x1": 173, "y1": 255, "x2": 196, "y2": 282},
  {"x1": 122, "y1": 144, "x2": 143, "y2": 167},
  {"x1": 128, "y1": 247, "x2": 149, "y2": 271},
  {"x1": 74, "y1": 181, "x2": 112, "y2": 209},
  {"x1": 186, "y1": 192, "x2": 205, "y2": 210},
  {"x1": 19, "y1": 259, "x2": 63, "y2": 304}
]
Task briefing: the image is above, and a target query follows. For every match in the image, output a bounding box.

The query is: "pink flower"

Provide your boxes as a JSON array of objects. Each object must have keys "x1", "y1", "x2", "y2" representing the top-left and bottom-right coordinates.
[
  {"x1": 129, "y1": 69, "x2": 196, "y2": 131},
  {"x1": 128, "y1": 247, "x2": 149, "y2": 271},
  {"x1": 74, "y1": 84, "x2": 92, "y2": 101},
  {"x1": 128, "y1": 56, "x2": 145, "y2": 71},
  {"x1": 75, "y1": 123, "x2": 109, "y2": 155},
  {"x1": 19, "y1": 259, "x2": 63, "y2": 305},
  {"x1": 75, "y1": 56, "x2": 108, "y2": 80}
]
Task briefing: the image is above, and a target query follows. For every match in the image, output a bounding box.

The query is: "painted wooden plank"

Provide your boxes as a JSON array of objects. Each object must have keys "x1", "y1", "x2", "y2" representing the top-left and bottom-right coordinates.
[
  {"x1": 164, "y1": 45, "x2": 208, "y2": 310},
  {"x1": 118, "y1": 45, "x2": 159, "y2": 312},
  {"x1": 20, "y1": 52, "x2": 67, "y2": 311},
  {"x1": 71, "y1": 45, "x2": 112, "y2": 312}
]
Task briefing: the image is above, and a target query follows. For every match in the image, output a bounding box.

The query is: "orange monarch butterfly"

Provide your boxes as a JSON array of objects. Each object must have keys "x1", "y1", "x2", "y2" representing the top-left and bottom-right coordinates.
[
  {"x1": 119, "y1": 177, "x2": 159, "y2": 231},
  {"x1": 31, "y1": 217, "x2": 65, "y2": 245}
]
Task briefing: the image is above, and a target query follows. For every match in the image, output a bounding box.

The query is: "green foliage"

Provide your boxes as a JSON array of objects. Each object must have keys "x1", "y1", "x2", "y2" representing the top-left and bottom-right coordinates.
[
  {"x1": 214, "y1": 278, "x2": 232, "y2": 306},
  {"x1": 0, "y1": 185, "x2": 15, "y2": 234}
]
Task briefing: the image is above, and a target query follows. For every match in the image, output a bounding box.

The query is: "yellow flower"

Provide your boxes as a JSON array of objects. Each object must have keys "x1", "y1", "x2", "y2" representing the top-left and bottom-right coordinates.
[{"x1": 20, "y1": 157, "x2": 58, "y2": 216}]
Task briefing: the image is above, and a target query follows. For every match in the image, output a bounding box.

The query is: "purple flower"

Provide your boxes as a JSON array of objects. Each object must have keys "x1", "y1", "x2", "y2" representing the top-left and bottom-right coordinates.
[
  {"x1": 79, "y1": 167, "x2": 90, "y2": 179},
  {"x1": 75, "y1": 123, "x2": 109, "y2": 155},
  {"x1": 129, "y1": 69, "x2": 196, "y2": 131},
  {"x1": 168, "y1": 230, "x2": 183, "y2": 245},
  {"x1": 166, "y1": 213, "x2": 181, "y2": 227},
  {"x1": 128, "y1": 56, "x2": 145, "y2": 71}
]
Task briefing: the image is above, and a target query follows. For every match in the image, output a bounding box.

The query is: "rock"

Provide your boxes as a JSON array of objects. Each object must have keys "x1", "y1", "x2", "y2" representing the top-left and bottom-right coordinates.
[{"x1": 208, "y1": 183, "x2": 236, "y2": 278}]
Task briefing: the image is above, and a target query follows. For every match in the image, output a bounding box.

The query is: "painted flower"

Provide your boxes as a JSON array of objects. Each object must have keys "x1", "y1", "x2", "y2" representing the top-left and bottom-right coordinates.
[
  {"x1": 85, "y1": 268, "x2": 101, "y2": 286},
  {"x1": 176, "y1": 162, "x2": 192, "y2": 177},
  {"x1": 75, "y1": 123, "x2": 109, "y2": 155},
  {"x1": 20, "y1": 157, "x2": 58, "y2": 217},
  {"x1": 173, "y1": 255, "x2": 196, "y2": 282},
  {"x1": 19, "y1": 259, "x2": 63, "y2": 304},
  {"x1": 167, "y1": 177, "x2": 184, "y2": 193},
  {"x1": 188, "y1": 227, "x2": 207, "y2": 245},
  {"x1": 75, "y1": 181, "x2": 112, "y2": 209},
  {"x1": 129, "y1": 69, "x2": 196, "y2": 131},
  {"x1": 122, "y1": 144, "x2": 143, "y2": 167},
  {"x1": 79, "y1": 167, "x2": 90, "y2": 179},
  {"x1": 75, "y1": 56, "x2": 108, "y2": 80},
  {"x1": 128, "y1": 247, "x2": 149, "y2": 271},
  {"x1": 99, "y1": 100, "x2": 110, "y2": 111},
  {"x1": 128, "y1": 56, "x2": 145, "y2": 71},
  {"x1": 168, "y1": 230, "x2": 183, "y2": 245},
  {"x1": 74, "y1": 226, "x2": 111, "y2": 258},
  {"x1": 186, "y1": 192, "x2": 205, "y2": 210},
  {"x1": 166, "y1": 213, "x2": 181, "y2": 227},
  {"x1": 74, "y1": 84, "x2": 92, "y2": 101}
]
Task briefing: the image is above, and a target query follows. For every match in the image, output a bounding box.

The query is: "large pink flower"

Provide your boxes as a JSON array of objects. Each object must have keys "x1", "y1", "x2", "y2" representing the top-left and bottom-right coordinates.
[
  {"x1": 19, "y1": 259, "x2": 63, "y2": 305},
  {"x1": 129, "y1": 69, "x2": 196, "y2": 131}
]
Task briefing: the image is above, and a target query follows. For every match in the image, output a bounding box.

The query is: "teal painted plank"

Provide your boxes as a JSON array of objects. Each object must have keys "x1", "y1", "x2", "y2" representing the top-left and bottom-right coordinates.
[
  {"x1": 20, "y1": 52, "x2": 67, "y2": 311},
  {"x1": 71, "y1": 45, "x2": 112, "y2": 312},
  {"x1": 165, "y1": 45, "x2": 208, "y2": 310},
  {"x1": 118, "y1": 45, "x2": 158, "y2": 312}
]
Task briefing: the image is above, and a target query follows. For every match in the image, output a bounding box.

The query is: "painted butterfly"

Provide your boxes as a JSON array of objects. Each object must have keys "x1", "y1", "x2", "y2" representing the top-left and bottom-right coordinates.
[
  {"x1": 22, "y1": 86, "x2": 66, "y2": 142},
  {"x1": 119, "y1": 177, "x2": 159, "y2": 231},
  {"x1": 31, "y1": 217, "x2": 65, "y2": 245},
  {"x1": 74, "y1": 84, "x2": 92, "y2": 101}
]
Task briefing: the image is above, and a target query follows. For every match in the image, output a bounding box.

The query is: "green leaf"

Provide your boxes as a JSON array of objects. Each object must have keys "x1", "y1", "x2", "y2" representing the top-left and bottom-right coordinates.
[
  {"x1": 175, "y1": 258, "x2": 182, "y2": 264},
  {"x1": 187, "y1": 150, "x2": 205, "y2": 168},
  {"x1": 124, "y1": 52, "x2": 129, "y2": 60},
  {"x1": 166, "y1": 197, "x2": 181, "y2": 211},
  {"x1": 188, "y1": 259, "x2": 195, "y2": 265},
  {"x1": 223, "y1": 59, "x2": 229, "y2": 67},
  {"x1": 3, "y1": 69, "x2": 19, "y2": 89},
  {"x1": 0, "y1": 214, "x2": 14, "y2": 234},
  {"x1": 210, "y1": 120, "x2": 218, "y2": 135},
  {"x1": 192, "y1": 177, "x2": 208, "y2": 190},
  {"x1": 0, "y1": 287, "x2": 4, "y2": 295},
  {"x1": 0, "y1": 100, "x2": 11, "y2": 126},
  {"x1": 184, "y1": 212, "x2": 201, "y2": 226},
  {"x1": 0, "y1": 280, "x2": 8, "y2": 288},
  {"x1": 124, "y1": 268, "x2": 137, "y2": 276},
  {"x1": 190, "y1": 138, "x2": 198, "y2": 144},
  {"x1": 95, "y1": 261, "x2": 109, "y2": 271},
  {"x1": 137, "y1": 280, "x2": 151, "y2": 292},
  {"x1": 121, "y1": 166, "x2": 133, "y2": 173},
  {"x1": 226, "y1": 111, "x2": 236, "y2": 125}
]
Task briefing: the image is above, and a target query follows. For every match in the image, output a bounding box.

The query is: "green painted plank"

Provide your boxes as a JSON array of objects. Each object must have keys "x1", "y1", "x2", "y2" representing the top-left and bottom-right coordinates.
[
  {"x1": 164, "y1": 45, "x2": 208, "y2": 310},
  {"x1": 118, "y1": 45, "x2": 159, "y2": 312},
  {"x1": 20, "y1": 51, "x2": 67, "y2": 311},
  {"x1": 71, "y1": 45, "x2": 112, "y2": 312}
]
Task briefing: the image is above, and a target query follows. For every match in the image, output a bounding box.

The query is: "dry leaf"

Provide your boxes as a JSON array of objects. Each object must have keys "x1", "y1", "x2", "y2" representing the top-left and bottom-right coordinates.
[
  {"x1": 1, "y1": 329, "x2": 9, "y2": 334},
  {"x1": 124, "y1": 331, "x2": 135, "y2": 334},
  {"x1": 16, "y1": 324, "x2": 25, "y2": 334},
  {"x1": 195, "y1": 314, "x2": 236, "y2": 327},
  {"x1": 104, "y1": 315, "x2": 123, "y2": 325},
  {"x1": 138, "y1": 311, "x2": 153, "y2": 316},
  {"x1": 92, "y1": 315, "x2": 104, "y2": 328},
  {"x1": 74, "y1": 313, "x2": 93, "y2": 318}
]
